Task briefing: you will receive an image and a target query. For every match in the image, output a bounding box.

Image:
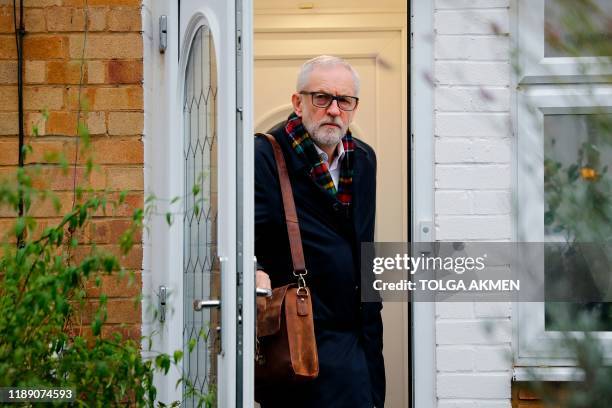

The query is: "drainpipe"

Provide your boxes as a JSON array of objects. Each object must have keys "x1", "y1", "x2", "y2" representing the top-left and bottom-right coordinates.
[{"x1": 14, "y1": 0, "x2": 25, "y2": 246}]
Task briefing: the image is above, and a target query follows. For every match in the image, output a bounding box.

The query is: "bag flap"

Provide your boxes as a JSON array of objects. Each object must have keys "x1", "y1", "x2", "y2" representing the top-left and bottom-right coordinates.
[{"x1": 257, "y1": 284, "x2": 291, "y2": 337}]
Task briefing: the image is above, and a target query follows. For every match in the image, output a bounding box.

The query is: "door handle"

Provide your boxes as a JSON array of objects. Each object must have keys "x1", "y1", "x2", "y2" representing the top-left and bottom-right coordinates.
[
  {"x1": 193, "y1": 299, "x2": 221, "y2": 311},
  {"x1": 256, "y1": 287, "x2": 272, "y2": 298},
  {"x1": 192, "y1": 255, "x2": 226, "y2": 311}
]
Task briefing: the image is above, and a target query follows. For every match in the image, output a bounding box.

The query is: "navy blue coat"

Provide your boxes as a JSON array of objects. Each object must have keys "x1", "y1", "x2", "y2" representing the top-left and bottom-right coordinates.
[{"x1": 255, "y1": 124, "x2": 385, "y2": 408}]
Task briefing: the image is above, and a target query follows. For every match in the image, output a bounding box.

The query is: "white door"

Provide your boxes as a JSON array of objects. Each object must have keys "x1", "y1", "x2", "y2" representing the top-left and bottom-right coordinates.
[{"x1": 177, "y1": 1, "x2": 253, "y2": 407}]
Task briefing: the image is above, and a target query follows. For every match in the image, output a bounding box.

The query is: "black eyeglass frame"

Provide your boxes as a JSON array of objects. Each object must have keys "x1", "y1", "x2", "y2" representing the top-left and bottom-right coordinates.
[{"x1": 299, "y1": 91, "x2": 359, "y2": 111}]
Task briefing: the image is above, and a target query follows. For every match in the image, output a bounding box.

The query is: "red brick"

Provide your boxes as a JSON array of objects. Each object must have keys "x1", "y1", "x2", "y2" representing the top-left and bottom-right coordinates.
[
  {"x1": 45, "y1": 6, "x2": 105, "y2": 32},
  {"x1": 64, "y1": 0, "x2": 141, "y2": 5},
  {"x1": 74, "y1": 324, "x2": 141, "y2": 342},
  {"x1": 86, "y1": 271, "x2": 142, "y2": 298},
  {"x1": 0, "y1": 85, "x2": 17, "y2": 111},
  {"x1": 69, "y1": 33, "x2": 141, "y2": 59},
  {"x1": 107, "y1": 7, "x2": 140, "y2": 32},
  {"x1": 0, "y1": 36, "x2": 16, "y2": 59},
  {"x1": 23, "y1": 0, "x2": 61, "y2": 6},
  {"x1": 23, "y1": 35, "x2": 67, "y2": 59},
  {"x1": 0, "y1": 112, "x2": 18, "y2": 135},
  {"x1": 87, "y1": 111, "x2": 105, "y2": 134},
  {"x1": 46, "y1": 60, "x2": 87, "y2": 84},
  {"x1": 73, "y1": 244, "x2": 143, "y2": 270},
  {"x1": 77, "y1": 298, "x2": 141, "y2": 324},
  {"x1": 107, "y1": 111, "x2": 142, "y2": 134},
  {"x1": 26, "y1": 191, "x2": 74, "y2": 217},
  {"x1": 107, "y1": 59, "x2": 142, "y2": 84},
  {"x1": 0, "y1": 6, "x2": 13, "y2": 33},
  {"x1": 92, "y1": 191, "x2": 142, "y2": 217},
  {"x1": 30, "y1": 166, "x2": 87, "y2": 190},
  {"x1": 65, "y1": 86, "x2": 95, "y2": 110},
  {"x1": 108, "y1": 166, "x2": 142, "y2": 190},
  {"x1": 25, "y1": 111, "x2": 47, "y2": 136},
  {"x1": 0, "y1": 140, "x2": 17, "y2": 164},
  {"x1": 25, "y1": 60, "x2": 45, "y2": 83},
  {"x1": 87, "y1": 86, "x2": 141, "y2": 110},
  {"x1": 25, "y1": 138, "x2": 77, "y2": 165},
  {"x1": 0, "y1": 60, "x2": 17, "y2": 84},
  {"x1": 87, "y1": 60, "x2": 104, "y2": 83},
  {"x1": 88, "y1": 218, "x2": 140, "y2": 244},
  {"x1": 46, "y1": 110, "x2": 78, "y2": 135},
  {"x1": 25, "y1": 8, "x2": 46, "y2": 32},
  {"x1": 92, "y1": 138, "x2": 143, "y2": 163},
  {"x1": 24, "y1": 86, "x2": 64, "y2": 110}
]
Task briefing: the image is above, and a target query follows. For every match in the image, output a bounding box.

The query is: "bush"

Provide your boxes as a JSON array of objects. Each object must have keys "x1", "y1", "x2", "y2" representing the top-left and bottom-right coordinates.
[{"x1": 0, "y1": 115, "x2": 178, "y2": 407}]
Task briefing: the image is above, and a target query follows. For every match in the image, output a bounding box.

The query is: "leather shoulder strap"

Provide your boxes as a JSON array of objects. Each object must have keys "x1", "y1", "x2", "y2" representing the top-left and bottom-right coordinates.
[{"x1": 257, "y1": 133, "x2": 306, "y2": 273}]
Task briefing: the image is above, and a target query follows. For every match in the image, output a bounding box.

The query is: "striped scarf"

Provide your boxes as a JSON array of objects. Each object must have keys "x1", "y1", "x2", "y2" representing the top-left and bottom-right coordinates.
[{"x1": 285, "y1": 112, "x2": 354, "y2": 206}]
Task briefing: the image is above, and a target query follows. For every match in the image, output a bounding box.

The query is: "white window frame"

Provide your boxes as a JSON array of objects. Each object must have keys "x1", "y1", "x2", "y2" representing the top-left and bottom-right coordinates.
[
  {"x1": 514, "y1": 0, "x2": 612, "y2": 375},
  {"x1": 517, "y1": 0, "x2": 612, "y2": 84},
  {"x1": 515, "y1": 85, "x2": 612, "y2": 367}
]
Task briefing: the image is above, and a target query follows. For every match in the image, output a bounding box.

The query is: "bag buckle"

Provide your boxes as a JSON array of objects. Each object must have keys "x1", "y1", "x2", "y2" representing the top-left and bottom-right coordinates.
[{"x1": 294, "y1": 269, "x2": 309, "y2": 296}]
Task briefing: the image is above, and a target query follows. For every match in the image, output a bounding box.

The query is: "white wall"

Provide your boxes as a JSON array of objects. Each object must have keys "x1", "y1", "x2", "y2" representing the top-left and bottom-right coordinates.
[{"x1": 433, "y1": 0, "x2": 513, "y2": 406}]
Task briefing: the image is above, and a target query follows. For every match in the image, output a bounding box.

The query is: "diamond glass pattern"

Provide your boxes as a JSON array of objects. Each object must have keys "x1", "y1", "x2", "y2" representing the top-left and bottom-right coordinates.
[{"x1": 182, "y1": 25, "x2": 220, "y2": 407}]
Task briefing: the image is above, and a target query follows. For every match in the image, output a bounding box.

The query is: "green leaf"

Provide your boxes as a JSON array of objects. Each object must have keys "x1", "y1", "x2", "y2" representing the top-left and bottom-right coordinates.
[
  {"x1": 188, "y1": 338, "x2": 197, "y2": 353},
  {"x1": 173, "y1": 350, "x2": 183, "y2": 364},
  {"x1": 14, "y1": 217, "x2": 25, "y2": 237}
]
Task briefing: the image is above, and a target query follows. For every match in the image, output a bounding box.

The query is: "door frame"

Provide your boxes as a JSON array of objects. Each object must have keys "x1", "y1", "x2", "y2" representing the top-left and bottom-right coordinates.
[{"x1": 410, "y1": 0, "x2": 437, "y2": 407}]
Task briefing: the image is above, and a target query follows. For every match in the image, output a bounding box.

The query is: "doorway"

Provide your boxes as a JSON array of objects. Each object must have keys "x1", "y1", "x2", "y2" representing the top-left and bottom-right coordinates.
[{"x1": 252, "y1": 2, "x2": 409, "y2": 406}]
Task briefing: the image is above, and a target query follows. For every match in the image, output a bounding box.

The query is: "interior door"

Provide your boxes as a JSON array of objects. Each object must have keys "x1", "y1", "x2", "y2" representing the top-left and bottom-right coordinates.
[
  {"x1": 253, "y1": 10, "x2": 408, "y2": 407},
  {"x1": 178, "y1": 1, "x2": 253, "y2": 407}
]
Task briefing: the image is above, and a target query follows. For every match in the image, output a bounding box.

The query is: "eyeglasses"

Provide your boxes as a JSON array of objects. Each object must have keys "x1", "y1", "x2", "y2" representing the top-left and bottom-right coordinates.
[{"x1": 299, "y1": 91, "x2": 359, "y2": 111}]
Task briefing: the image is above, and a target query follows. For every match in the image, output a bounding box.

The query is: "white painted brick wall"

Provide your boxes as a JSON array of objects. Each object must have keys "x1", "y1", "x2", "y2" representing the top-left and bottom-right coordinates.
[
  {"x1": 435, "y1": 10, "x2": 509, "y2": 34},
  {"x1": 433, "y1": 0, "x2": 513, "y2": 405},
  {"x1": 435, "y1": 37, "x2": 510, "y2": 60}
]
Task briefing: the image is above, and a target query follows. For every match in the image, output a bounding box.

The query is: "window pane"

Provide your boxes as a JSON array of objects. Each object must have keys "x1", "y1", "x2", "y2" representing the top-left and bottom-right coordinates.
[
  {"x1": 545, "y1": 0, "x2": 612, "y2": 58},
  {"x1": 182, "y1": 25, "x2": 219, "y2": 407},
  {"x1": 543, "y1": 113, "x2": 612, "y2": 331}
]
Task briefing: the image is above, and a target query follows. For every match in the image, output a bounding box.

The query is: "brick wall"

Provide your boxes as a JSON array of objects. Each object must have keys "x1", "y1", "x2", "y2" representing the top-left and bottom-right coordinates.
[
  {"x1": 433, "y1": 0, "x2": 513, "y2": 406},
  {"x1": 0, "y1": 0, "x2": 143, "y2": 340}
]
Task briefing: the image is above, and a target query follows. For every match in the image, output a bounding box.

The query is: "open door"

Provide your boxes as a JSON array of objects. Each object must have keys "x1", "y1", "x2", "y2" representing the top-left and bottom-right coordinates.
[{"x1": 177, "y1": 1, "x2": 254, "y2": 407}]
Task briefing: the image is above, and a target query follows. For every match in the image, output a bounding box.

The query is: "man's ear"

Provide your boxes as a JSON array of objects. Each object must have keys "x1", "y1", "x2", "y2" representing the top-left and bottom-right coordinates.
[{"x1": 291, "y1": 93, "x2": 303, "y2": 117}]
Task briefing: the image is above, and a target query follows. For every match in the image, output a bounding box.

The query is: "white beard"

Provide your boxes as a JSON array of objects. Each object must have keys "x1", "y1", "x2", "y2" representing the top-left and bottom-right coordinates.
[{"x1": 305, "y1": 121, "x2": 344, "y2": 147}]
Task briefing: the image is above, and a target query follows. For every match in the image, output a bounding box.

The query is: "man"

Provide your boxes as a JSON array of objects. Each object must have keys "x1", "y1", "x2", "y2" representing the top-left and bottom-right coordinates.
[{"x1": 255, "y1": 55, "x2": 385, "y2": 407}]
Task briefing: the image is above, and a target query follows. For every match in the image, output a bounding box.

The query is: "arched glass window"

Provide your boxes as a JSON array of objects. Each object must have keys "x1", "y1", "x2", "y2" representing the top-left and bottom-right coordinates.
[{"x1": 182, "y1": 24, "x2": 219, "y2": 407}]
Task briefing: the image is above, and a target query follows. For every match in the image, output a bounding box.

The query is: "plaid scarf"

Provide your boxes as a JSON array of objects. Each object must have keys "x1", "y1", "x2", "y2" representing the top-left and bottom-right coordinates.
[{"x1": 285, "y1": 112, "x2": 354, "y2": 206}]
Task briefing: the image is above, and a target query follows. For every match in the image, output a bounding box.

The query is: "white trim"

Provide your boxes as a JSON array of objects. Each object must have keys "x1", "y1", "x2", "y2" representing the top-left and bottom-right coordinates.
[
  {"x1": 142, "y1": 0, "x2": 184, "y2": 404},
  {"x1": 411, "y1": 0, "x2": 436, "y2": 407},
  {"x1": 517, "y1": 0, "x2": 612, "y2": 84},
  {"x1": 240, "y1": 0, "x2": 255, "y2": 406},
  {"x1": 513, "y1": 366, "x2": 586, "y2": 382}
]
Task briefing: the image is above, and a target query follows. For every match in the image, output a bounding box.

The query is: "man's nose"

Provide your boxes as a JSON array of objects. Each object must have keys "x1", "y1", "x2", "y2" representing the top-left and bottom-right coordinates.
[{"x1": 326, "y1": 99, "x2": 341, "y2": 116}]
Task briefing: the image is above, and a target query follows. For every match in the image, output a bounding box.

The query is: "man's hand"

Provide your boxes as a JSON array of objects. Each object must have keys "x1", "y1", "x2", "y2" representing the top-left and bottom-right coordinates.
[{"x1": 256, "y1": 270, "x2": 271, "y2": 316}]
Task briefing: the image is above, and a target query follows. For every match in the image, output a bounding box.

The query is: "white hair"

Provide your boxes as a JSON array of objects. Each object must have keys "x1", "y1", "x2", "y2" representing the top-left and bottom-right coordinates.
[{"x1": 296, "y1": 55, "x2": 360, "y2": 96}]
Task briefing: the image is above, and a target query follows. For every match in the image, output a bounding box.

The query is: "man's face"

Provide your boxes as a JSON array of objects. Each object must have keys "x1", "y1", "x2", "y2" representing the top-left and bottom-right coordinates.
[{"x1": 292, "y1": 65, "x2": 358, "y2": 147}]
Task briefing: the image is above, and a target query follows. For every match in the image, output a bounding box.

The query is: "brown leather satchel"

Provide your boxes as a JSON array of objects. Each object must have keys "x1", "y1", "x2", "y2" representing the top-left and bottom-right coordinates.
[{"x1": 255, "y1": 133, "x2": 319, "y2": 386}]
